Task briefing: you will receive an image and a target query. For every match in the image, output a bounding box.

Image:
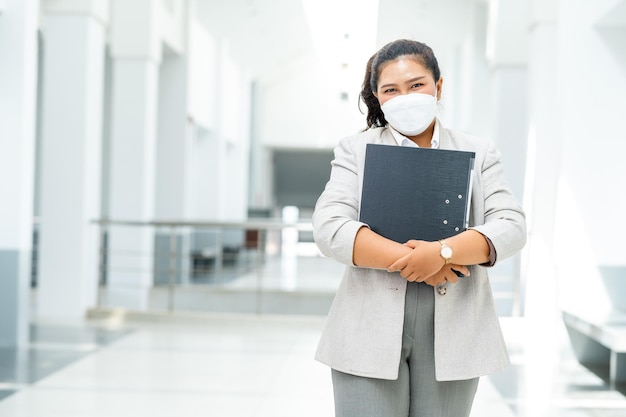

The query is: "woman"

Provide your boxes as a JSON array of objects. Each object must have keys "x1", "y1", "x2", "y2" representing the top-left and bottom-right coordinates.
[{"x1": 312, "y1": 39, "x2": 527, "y2": 417}]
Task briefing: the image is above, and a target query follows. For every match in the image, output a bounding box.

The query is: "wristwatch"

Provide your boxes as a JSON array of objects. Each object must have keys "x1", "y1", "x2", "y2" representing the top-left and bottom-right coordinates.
[{"x1": 438, "y1": 239, "x2": 453, "y2": 265}]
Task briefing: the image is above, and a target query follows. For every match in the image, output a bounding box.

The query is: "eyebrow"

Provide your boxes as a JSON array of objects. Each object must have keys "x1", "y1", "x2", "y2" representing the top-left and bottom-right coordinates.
[{"x1": 379, "y1": 76, "x2": 427, "y2": 90}]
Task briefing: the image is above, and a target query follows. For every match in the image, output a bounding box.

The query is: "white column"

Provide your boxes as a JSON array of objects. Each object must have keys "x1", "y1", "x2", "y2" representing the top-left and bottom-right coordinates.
[
  {"x1": 36, "y1": 1, "x2": 108, "y2": 320},
  {"x1": 457, "y1": 1, "x2": 493, "y2": 138},
  {"x1": 0, "y1": 0, "x2": 39, "y2": 346},
  {"x1": 187, "y1": 19, "x2": 219, "y2": 219},
  {"x1": 522, "y1": 0, "x2": 561, "y2": 312},
  {"x1": 154, "y1": 41, "x2": 192, "y2": 286},
  {"x1": 518, "y1": 2, "x2": 561, "y2": 415},
  {"x1": 155, "y1": 0, "x2": 191, "y2": 222},
  {"x1": 482, "y1": 0, "x2": 530, "y2": 315},
  {"x1": 552, "y1": 0, "x2": 626, "y2": 308},
  {"x1": 155, "y1": 54, "x2": 191, "y2": 221},
  {"x1": 486, "y1": 0, "x2": 530, "y2": 200},
  {"x1": 216, "y1": 42, "x2": 251, "y2": 221},
  {"x1": 106, "y1": 0, "x2": 161, "y2": 308}
]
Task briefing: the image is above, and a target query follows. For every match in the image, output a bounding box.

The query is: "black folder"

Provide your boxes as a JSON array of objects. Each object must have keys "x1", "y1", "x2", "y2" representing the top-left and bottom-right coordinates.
[{"x1": 359, "y1": 144, "x2": 475, "y2": 244}]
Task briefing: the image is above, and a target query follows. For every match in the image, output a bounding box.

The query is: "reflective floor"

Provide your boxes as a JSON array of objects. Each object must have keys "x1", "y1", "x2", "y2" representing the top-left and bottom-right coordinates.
[
  {"x1": 1, "y1": 315, "x2": 625, "y2": 416},
  {"x1": 1, "y1": 254, "x2": 625, "y2": 417}
]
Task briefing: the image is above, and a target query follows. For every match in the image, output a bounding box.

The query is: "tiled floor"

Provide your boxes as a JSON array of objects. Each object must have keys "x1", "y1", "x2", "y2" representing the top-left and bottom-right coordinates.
[
  {"x1": 0, "y1": 314, "x2": 335, "y2": 417},
  {"x1": 2, "y1": 253, "x2": 625, "y2": 416},
  {"x1": 0, "y1": 313, "x2": 625, "y2": 417}
]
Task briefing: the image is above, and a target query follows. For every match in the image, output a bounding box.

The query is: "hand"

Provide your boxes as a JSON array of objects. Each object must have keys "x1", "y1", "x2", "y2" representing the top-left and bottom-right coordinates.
[
  {"x1": 387, "y1": 240, "x2": 443, "y2": 282},
  {"x1": 423, "y1": 264, "x2": 470, "y2": 287}
]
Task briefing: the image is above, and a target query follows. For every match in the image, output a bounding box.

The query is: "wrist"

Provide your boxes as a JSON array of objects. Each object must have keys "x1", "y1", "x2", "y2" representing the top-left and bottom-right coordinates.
[{"x1": 438, "y1": 239, "x2": 453, "y2": 266}]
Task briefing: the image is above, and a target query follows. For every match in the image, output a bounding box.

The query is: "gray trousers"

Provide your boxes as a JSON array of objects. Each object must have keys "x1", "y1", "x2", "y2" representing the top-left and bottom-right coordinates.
[{"x1": 331, "y1": 282, "x2": 479, "y2": 417}]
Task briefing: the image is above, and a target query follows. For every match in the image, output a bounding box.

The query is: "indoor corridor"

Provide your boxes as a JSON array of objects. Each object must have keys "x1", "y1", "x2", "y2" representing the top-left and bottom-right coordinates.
[{"x1": 0, "y1": 254, "x2": 625, "y2": 417}]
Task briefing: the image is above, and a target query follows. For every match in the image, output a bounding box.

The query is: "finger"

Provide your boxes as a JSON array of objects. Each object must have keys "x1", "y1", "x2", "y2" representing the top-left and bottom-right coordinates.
[
  {"x1": 388, "y1": 255, "x2": 409, "y2": 272},
  {"x1": 414, "y1": 274, "x2": 427, "y2": 283},
  {"x1": 451, "y1": 264, "x2": 470, "y2": 276},
  {"x1": 403, "y1": 271, "x2": 415, "y2": 281},
  {"x1": 403, "y1": 240, "x2": 418, "y2": 249},
  {"x1": 387, "y1": 262, "x2": 402, "y2": 273},
  {"x1": 446, "y1": 273, "x2": 459, "y2": 284},
  {"x1": 406, "y1": 272, "x2": 425, "y2": 282}
]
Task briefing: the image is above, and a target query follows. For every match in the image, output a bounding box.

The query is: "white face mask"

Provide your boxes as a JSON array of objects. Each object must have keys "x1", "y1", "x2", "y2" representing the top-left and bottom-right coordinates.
[{"x1": 380, "y1": 93, "x2": 437, "y2": 136}]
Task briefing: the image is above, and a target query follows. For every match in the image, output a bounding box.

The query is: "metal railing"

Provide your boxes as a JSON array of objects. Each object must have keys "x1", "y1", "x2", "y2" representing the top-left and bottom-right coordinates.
[
  {"x1": 91, "y1": 218, "x2": 338, "y2": 315},
  {"x1": 30, "y1": 218, "x2": 522, "y2": 317}
]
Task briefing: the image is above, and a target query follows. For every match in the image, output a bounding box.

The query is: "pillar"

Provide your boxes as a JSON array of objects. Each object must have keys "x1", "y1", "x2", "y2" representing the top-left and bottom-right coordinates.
[
  {"x1": 36, "y1": 0, "x2": 108, "y2": 320},
  {"x1": 154, "y1": 1, "x2": 193, "y2": 286},
  {"x1": 482, "y1": 0, "x2": 530, "y2": 315},
  {"x1": 0, "y1": 0, "x2": 39, "y2": 346},
  {"x1": 517, "y1": 2, "x2": 561, "y2": 416},
  {"x1": 486, "y1": 0, "x2": 529, "y2": 200},
  {"x1": 106, "y1": 0, "x2": 161, "y2": 308},
  {"x1": 215, "y1": 43, "x2": 252, "y2": 221},
  {"x1": 522, "y1": 0, "x2": 561, "y2": 314},
  {"x1": 553, "y1": 0, "x2": 626, "y2": 302},
  {"x1": 155, "y1": 54, "x2": 191, "y2": 221},
  {"x1": 456, "y1": 1, "x2": 493, "y2": 138}
]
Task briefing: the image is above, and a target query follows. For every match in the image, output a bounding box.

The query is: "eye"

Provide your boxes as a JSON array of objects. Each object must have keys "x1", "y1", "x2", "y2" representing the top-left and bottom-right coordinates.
[
  {"x1": 411, "y1": 83, "x2": 424, "y2": 89},
  {"x1": 383, "y1": 88, "x2": 397, "y2": 94}
]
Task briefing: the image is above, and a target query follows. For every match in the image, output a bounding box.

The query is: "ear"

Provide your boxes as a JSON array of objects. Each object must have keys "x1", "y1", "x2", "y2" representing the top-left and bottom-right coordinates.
[{"x1": 436, "y1": 77, "x2": 444, "y2": 101}]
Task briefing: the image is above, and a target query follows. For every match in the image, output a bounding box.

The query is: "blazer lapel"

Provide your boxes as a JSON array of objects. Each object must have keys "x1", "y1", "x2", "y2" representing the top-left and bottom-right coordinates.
[
  {"x1": 380, "y1": 128, "x2": 397, "y2": 146},
  {"x1": 436, "y1": 120, "x2": 456, "y2": 151}
]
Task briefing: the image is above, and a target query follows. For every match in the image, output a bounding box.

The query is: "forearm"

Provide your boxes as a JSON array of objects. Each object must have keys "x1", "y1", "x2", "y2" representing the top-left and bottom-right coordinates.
[
  {"x1": 444, "y1": 229, "x2": 490, "y2": 266},
  {"x1": 353, "y1": 226, "x2": 412, "y2": 269}
]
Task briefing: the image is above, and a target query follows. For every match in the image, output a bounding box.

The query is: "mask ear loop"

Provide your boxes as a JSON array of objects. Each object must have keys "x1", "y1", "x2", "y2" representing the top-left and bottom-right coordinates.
[{"x1": 435, "y1": 94, "x2": 445, "y2": 124}]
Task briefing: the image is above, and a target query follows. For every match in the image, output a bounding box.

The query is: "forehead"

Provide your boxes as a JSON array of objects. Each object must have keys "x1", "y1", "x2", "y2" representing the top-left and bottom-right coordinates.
[{"x1": 378, "y1": 56, "x2": 430, "y2": 82}]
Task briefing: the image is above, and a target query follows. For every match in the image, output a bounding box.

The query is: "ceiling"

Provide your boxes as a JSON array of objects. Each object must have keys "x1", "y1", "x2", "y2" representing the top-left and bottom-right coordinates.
[
  {"x1": 193, "y1": 0, "x2": 478, "y2": 83},
  {"x1": 192, "y1": 0, "x2": 483, "y2": 148},
  {"x1": 194, "y1": 0, "x2": 315, "y2": 80}
]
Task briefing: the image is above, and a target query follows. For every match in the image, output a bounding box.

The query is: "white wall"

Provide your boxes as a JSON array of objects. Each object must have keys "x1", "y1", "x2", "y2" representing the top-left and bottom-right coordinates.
[
  {"x1": 187, "y1": 19, "x2": 217, "y2": 130},
  {"x1": 0, "y1": 0, "x2": 39, "y2": 346},
  {"x1": 215, "y1": 42, "x2": 252, "y2": 220},
  {"x1": 556, "y1": 0, "x2": 626, "y2": 264},
  {"x1": 257, "y1": 54, "x2": 322, "y2": 148},
  {"x1": 554, "y1": 0, "x2": 626, "y2": 310}
]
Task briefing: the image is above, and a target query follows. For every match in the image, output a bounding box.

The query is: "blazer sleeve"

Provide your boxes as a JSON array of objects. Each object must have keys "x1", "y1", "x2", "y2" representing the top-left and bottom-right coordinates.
[
  {"x1": 470, "y1": 139, "x2": 527, "y2": 263},
  {"x1": 312, "y1": 137, "x2": 368, "y2": 266}
]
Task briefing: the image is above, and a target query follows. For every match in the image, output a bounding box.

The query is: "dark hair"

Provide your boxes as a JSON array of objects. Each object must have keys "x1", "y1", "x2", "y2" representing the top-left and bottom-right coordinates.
[{"x1": 359, "y1": 39, "x2": 441, "y2": 130}]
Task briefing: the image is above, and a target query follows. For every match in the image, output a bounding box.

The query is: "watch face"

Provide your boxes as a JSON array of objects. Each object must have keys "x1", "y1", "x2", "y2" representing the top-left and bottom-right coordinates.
[{"x1": 441, "y1": 246, "x2": 453, "y2": 259}]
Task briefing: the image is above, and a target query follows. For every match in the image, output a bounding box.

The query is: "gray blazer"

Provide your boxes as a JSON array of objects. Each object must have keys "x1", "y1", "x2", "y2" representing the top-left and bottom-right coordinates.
[{"x1": 312, "y1": 124, "x2": 527, "y2": 381}]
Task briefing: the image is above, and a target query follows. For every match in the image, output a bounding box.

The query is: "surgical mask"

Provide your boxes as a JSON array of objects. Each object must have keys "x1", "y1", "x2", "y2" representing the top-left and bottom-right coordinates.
[{"x1": 381, "y1": 93, "x2": 437, "y2": 136}]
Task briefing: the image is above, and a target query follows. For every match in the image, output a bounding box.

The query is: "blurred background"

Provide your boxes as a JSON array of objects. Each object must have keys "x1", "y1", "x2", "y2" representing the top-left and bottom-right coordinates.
[{"x1": 1, "y1": 0, "x2": 626, "y2": 416}]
